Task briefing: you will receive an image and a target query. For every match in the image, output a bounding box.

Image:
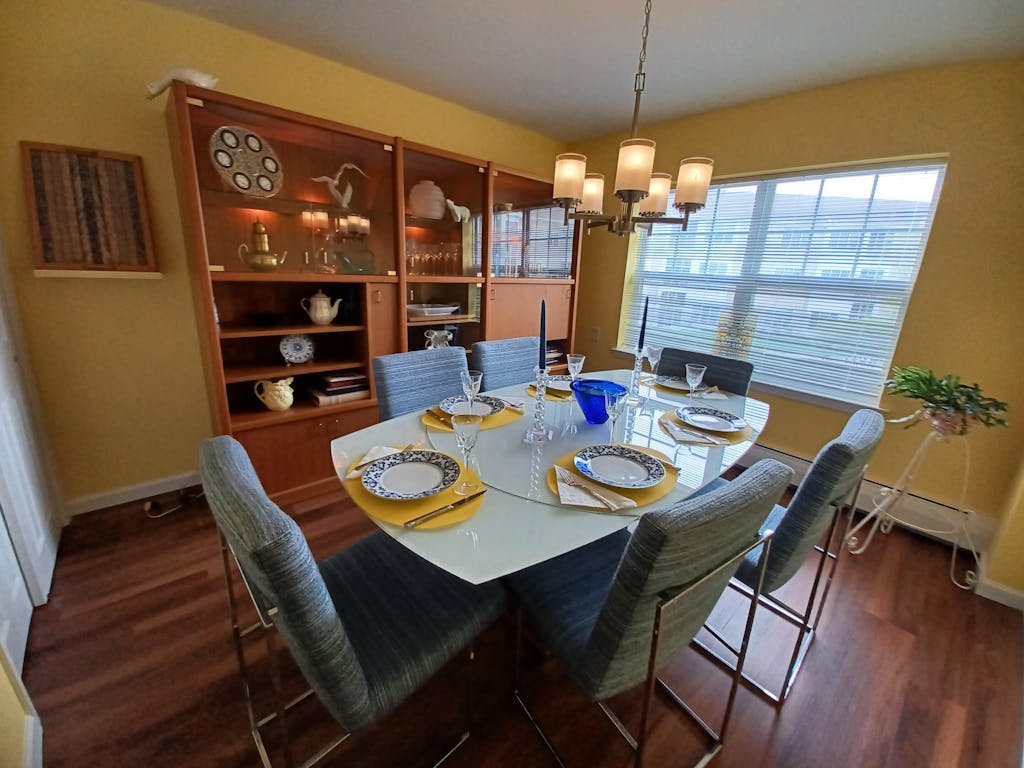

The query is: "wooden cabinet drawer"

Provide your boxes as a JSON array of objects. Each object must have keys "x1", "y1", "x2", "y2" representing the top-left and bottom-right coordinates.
[{"x1": 233, "y1": 405, "x2": 379, "y2": 497}]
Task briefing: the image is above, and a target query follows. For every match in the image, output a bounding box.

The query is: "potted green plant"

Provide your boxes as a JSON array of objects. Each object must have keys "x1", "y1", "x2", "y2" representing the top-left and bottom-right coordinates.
[{"x1": 885, "y1": 366, "x2": 1009, "y2": 436}]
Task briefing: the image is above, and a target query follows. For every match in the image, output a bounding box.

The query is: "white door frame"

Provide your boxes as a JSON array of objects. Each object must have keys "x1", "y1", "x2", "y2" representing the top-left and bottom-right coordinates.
[{"x1": 0, "y1": 225, "x2": 63, "y2": 605}]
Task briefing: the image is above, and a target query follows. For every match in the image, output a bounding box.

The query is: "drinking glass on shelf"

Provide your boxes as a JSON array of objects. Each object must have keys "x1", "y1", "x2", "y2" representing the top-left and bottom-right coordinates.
[
  {"x1": 685, "y1": 363, "x2": 707, "y2": 405},
  {"x1": 566, "y1": 353, "x2": 585, "y2": 380},
  {"x1": 605, "y1": 390, "x2": 628, "y2": 443},
  {"x1": 451, "y1": 414, "x2": 483, "y2": 496},
  {"x1": 460, "y1": 369, "x2": 483, "y2": 414}
]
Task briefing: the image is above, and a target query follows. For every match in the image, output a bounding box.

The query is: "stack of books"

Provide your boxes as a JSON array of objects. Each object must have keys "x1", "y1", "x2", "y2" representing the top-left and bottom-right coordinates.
[{"x1": 308, "y1": 372, "x2": 370, "y2": 406}]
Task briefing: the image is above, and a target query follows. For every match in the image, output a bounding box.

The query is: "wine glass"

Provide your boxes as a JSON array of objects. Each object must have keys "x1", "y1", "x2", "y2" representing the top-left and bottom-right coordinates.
[
  {"x1": 451, "y1": 413, "x2": 483, "y2": 496},
  {"x1": 604, "y1": 390, "x2": 628, "y2": 442},
  {"x1": 460, "y1": 369, "x2": 483, "y2": 414},
  {"x1": 685, "y1": 363, "x2": 707, "y2": 406},
  {"x1": 566, "y1": 353, "x2": 585, "y2": 380},
  {"x1": 644, "y1": 346, "x2": 663, "y2": 379}
]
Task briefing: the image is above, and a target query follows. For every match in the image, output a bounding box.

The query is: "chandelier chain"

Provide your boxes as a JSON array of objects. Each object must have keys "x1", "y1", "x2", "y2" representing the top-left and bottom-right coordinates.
[{"x1": 630, "y1": 0, "x2": 653, "y2": 137}]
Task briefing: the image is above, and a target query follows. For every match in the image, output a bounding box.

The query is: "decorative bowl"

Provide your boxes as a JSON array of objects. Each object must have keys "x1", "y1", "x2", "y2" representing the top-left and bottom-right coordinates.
[
  {"x1": 407, "y1": 303, "x2": 460, "y2": 318},
  {"x1": 571, "y1": 379, "x2": 628, "y2": 424}
]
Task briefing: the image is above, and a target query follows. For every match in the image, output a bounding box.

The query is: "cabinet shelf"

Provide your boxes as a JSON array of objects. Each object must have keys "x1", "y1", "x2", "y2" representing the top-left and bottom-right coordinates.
[
  {"x1": 490, "y1": 277, "x2": 574, "y2": 285},
  {"x1": 406, "y1": 314, "x2": 478, "y2": 326},
  {"x1": 230, "y1": 397, "x2": 376, "y2": 432},
  {"x1": 406, "y1": 275, "x2": 482, "y2": 284},
  {"x1": 224, "y1": 358, "x2": 364, "y2": 384},
  {"x1": 210, "y1": 271, "x2": 397, "y2": 284},
  {"x1": 219, "y1": 323, "x2": 364, "y2": 339}
]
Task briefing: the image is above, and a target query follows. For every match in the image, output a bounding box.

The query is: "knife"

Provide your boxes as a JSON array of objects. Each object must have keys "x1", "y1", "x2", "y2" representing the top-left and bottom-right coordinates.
[
  {"x1": 426, "y1": 407, "x2": 453, "y2": 426},
  {"x1": 403, "y1": 489, "x2": 487, "y2": 528}
]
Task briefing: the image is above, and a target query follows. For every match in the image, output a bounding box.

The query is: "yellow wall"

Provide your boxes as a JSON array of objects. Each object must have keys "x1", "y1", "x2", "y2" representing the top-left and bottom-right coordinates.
[
  {"x1": 573, "y1": 60, "x2": 1024, "y2": 528},
  {"x1": 987, "y1": 461, "x2": 1024, "y2": 588},
  {"x1": 0, "y1": 0, "x2": 564, "y2": 501}
]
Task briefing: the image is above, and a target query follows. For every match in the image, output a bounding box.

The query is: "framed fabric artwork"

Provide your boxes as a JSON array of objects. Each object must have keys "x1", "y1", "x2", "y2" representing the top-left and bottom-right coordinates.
[{"x1": 20, "y1": 142, "x2": 158, "y2": 272}]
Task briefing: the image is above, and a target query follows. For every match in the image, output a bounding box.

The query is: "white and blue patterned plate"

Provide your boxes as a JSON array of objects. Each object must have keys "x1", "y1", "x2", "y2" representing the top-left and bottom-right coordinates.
[
  {"x1": 361, "y1": 450, "x2": 460, "y2": 500},
  {"x1": 573, "y1": 444, "x2": 666, "y2": 490},
  {"x1": 546, "y1": 374, "x2": 574, "y2": 392},
  {"x1": 438, "y1": 394, "x2": 505, "y2": 416},
  {"x1": 675, "y1": 406, "x2": 747, "y2": 433}
]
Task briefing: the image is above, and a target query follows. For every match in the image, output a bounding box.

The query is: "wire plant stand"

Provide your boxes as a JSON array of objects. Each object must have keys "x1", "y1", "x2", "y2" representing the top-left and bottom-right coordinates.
[{"x1": 845, "y1": 427, "x2": 981, "y2": 590}]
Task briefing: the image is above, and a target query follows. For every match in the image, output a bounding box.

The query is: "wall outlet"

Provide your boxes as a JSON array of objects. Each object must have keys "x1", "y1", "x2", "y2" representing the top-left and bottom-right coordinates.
[{"x1": 590, "y1": 326, "x2": 601, "y2": 342}]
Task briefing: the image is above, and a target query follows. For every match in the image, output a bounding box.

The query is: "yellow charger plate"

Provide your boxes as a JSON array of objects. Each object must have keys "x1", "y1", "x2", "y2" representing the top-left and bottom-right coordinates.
[{"x1": 545, "y1": 445, "x2": 679, "y2": 508}]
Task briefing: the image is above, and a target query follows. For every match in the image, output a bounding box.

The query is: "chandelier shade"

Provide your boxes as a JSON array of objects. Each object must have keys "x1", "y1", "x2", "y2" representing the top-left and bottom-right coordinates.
[{"x1": 551, "y1": 0, "x2": 713, "y2": 236}]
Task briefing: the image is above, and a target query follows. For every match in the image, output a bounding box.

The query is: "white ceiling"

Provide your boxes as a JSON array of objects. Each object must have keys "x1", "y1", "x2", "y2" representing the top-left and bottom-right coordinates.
[{"x1": 151, "y1": 0, "x2": 1024, "y2": 142}]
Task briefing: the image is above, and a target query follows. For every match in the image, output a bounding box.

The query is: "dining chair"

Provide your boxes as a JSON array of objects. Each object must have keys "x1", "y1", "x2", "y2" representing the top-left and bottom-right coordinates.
[
  {"x1": 469, "y1": 336, "x2": 540, "y2": 390},
  {"x1": 693, "y1": 408, "x2": 884, "y2": 704},
  {"x1": 505, "y1": 459, "x2": 794, "y2": 768},
  {"x1": 372, "y1": 346, "x2": 468, "y2": 419},
  {"x1": 199, "y1": 435, "x2": 506, "y2": 768},
  {"x1": 658, "y1": 347, "x2": 754, "y2": 395}
]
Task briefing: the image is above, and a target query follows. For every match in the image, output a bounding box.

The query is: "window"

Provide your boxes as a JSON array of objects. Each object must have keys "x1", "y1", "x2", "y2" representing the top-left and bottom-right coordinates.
[{"x1": 623, "y1": 161, "x2": 946, "y2": 405}]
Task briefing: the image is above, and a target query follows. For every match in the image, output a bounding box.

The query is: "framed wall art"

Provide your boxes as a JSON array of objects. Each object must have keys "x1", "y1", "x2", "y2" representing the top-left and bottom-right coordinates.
[{"x1": 20, "y1": 142, "x2": 158, "y2": 273}]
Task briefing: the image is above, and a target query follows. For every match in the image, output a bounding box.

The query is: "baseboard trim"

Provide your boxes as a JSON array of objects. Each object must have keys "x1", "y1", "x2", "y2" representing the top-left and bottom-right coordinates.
[
  {"x1": 975, "y1": 553, "x2": 1024, "y2": 611},
  {"x1": 64, "y1": 470, "x2": 200, "y2": 518},
  {"x1": 743, "y1": 443, "x2": 998, "y2": 554},
  {"x1": 23, "y1": 712, "x2": 42, "y2": 768}
]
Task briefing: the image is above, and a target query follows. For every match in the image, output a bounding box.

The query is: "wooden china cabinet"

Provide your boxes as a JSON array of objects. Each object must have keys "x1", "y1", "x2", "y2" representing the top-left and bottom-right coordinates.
[{"x1": 166, "y1": 82, "x2": 579, "y2": 502}]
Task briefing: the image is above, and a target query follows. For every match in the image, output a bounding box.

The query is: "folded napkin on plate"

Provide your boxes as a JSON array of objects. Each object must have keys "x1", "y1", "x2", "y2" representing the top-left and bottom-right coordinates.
[
  {"x1": 345, "y1": 445, "x2": 402, "y2": 479},
  {"x1": 662, "y1": 420, "x2": 729, "y2": 446},
  {"x1": 555, "y1": 466, "x2": 637, "y2": 513}
]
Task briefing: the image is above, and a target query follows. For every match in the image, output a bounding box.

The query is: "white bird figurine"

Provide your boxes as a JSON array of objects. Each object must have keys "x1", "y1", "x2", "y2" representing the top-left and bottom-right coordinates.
[{"x1": 312, "y1": 163, "x2": 368, "y2": 210}]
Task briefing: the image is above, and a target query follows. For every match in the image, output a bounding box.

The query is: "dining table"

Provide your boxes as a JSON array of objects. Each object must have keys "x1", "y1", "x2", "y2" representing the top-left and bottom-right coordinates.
[{"x1": 330, "y1": 369, "x2": 769, "y2": 584}]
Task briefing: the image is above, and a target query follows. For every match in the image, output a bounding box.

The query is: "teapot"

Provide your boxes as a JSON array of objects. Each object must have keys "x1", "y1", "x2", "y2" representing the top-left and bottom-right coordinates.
[
  {"x1": 254, "y1": 377, "x2": 294, "y2": 411},
  {"x1": 301, "y1": 289, "x2": 341, "y2": 325},
  {"x1": 424, "y1": 329, "x2": 452, "y2": 349},
  {"x1": 238, "y1": 221, "x2": 287, "y2": 272}
]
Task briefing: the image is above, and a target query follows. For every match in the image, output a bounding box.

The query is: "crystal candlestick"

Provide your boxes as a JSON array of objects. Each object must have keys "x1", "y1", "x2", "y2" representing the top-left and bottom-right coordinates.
[
  {"x1": 524, "y1": 367, "x2": 552, "y2": 443},
  {"x1": 625, "y1": 347, "x2": 644, "y2": 406}
]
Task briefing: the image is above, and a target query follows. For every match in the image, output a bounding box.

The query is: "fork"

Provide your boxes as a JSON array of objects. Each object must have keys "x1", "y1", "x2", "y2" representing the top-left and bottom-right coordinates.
[{"x1": 554, "y1": 466, "x2": 636, "y2": 512}]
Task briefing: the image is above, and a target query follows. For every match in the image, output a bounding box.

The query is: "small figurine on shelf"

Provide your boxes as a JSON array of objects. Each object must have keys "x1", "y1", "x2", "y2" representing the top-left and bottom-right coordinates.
[
  {"x1": 446, "y1": 199, "x2": 470, "y2": 222},
  {"x1": 312, "y1": 163, "x2": 368, "y2": 210},
  {"x1": 425, "y1": 329, "x2": 452, "y2": 349}
]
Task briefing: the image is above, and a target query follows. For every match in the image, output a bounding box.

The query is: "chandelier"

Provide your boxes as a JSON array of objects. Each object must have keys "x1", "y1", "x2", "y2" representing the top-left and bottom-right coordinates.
[{"x1": 552, "y1": 0, "x2": 713, "y2": 237}]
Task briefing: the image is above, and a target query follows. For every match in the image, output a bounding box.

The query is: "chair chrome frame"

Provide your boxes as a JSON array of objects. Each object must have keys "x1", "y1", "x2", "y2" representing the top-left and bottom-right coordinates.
[
  {"x1": 218, "y1": 533, "x2": 472, "y2": 768},
  {"x1": 693, "y1": 473, "x2": 866, "y2": 704},
  {"x1": 513, "y1": 531, "x2": 775, "y2": 768}
]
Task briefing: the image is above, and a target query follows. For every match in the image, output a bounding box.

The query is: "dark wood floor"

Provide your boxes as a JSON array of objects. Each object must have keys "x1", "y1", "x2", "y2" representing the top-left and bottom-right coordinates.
[{"x1": 22, "y1": 485, "x2": 1022, "y2": 768}]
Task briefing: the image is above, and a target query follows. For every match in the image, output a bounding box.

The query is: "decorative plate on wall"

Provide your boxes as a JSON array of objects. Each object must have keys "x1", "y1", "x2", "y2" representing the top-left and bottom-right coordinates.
[{"x1": 209, "y1": 126, "x2": 283, "y2": 198}]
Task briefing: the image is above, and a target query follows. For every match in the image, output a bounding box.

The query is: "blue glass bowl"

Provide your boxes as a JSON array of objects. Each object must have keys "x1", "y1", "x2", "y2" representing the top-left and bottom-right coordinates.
[{"x1": 571, "y1": 379, "x2": 628, "y2": 424}]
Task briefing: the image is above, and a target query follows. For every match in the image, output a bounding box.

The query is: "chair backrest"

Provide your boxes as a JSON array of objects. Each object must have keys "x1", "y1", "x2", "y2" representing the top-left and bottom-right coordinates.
[
  {"x1": 752, "y1": 408, "x2": 884, "y2": 592},
  {"x1": 371, "y1": 346, "x2": 468, "y2": 420},
  {"x1": 659, "y1": 347, "x2": 754, "y2": 396},
  {"x1": 199, "y1": 436, "x2": 377, "y2": 730},
  {"x1": 574, "y1": 459, "x2": 793, "y2": 701},
  {"x1": 470, "y1": 337, "x2": 540, "y2": 391}
]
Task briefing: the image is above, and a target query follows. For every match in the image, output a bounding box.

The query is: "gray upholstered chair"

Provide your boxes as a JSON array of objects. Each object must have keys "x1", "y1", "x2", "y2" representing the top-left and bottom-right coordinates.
[
  {"x1": 199, "y1": 436, "x2": 506, "y2": 768},
  {"x1": 469, "y1": 336, "x2": 540, "y2": 391},
  {"x1": 658, "y1": 347, "x2": 754, "y2": 395},
  {"x1": 372, "y1": 346, "x2": 468, "y2": 420},
  {"x1": 695, "y1": 408, "x2": 885, "y2": 703},
  {"x1": 505, "y1": 459, "x2": 793, "y2": 768}
]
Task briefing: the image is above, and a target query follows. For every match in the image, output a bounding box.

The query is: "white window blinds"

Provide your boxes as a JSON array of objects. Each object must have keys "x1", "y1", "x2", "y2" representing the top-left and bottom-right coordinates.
[
  {"x1": 624, "y1": 161, "x2": 946, "y2": 406},
  {"x1": 490, "y1": 207, "x2": 574, "y2": 278}
]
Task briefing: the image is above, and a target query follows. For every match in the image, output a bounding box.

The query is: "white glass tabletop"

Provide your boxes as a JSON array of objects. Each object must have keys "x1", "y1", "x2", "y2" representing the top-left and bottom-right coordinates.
[{"x1": 330, "y1": 369, "x2": 768, "y2": 584}]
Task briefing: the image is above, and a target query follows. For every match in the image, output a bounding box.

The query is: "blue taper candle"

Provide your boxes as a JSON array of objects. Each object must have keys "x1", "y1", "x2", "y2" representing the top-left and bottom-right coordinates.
[
  {"x1": 539, "y1": 299, "x2": 546, "y2": 369},
  {"x1": 637, "y1": 296, "x2": 649, "y2": 350}
]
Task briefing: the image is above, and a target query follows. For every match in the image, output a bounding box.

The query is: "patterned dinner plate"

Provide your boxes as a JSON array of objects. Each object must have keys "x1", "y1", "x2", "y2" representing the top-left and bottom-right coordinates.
[
  {"x1": 361, "y1": 450, "x2": 460, "y2": 500},
  {"x1": 573, "y1": 444, "x2": 666, "y2": 489},
  {"x1": 675, "y1": 406, "x2": 747, "y2": 433},
  {"x1": 438, "y1": 394, "x2": 505, "y2": 416}
]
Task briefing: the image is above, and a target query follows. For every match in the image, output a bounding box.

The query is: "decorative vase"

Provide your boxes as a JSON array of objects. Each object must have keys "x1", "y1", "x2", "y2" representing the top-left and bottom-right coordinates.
[{"x1": 409, "y1": 180, "x2": 446, "y2": 219}]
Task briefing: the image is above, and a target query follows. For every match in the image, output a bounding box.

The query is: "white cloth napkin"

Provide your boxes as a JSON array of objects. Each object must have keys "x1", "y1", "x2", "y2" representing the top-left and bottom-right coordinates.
[
  {"x1": 662, "y1": 420, "x2": 729, "y2": 446},
  {"x1": 692, "y1": 388, "x2": 728, "y2": 400},
  {"x1": 555, "y1": 466, "x2": 638, "y2": 513},
  {"x1": 345, "y1": 445, "x2": 402, "y2": 479}
]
